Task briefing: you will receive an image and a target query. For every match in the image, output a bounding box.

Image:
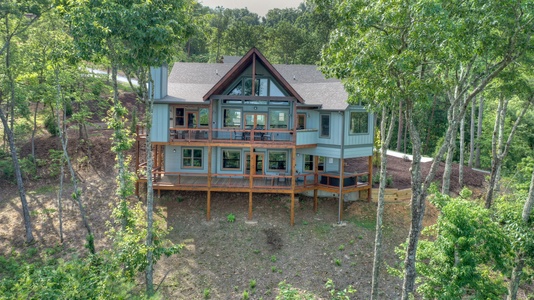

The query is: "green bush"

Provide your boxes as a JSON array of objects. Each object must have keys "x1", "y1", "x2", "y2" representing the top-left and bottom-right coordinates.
[
  {"x1": 0, "y1": 159, "x2": 14, "y2": 180},
  {"x1": 44, "y1": 114, "x2": 59, "y2": 137}
]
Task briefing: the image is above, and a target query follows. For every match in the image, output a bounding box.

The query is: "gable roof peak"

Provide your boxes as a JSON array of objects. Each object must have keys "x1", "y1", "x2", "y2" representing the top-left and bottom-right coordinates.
[{"x1": 202, "y1": 48, "x2": 304, "y2": 103}]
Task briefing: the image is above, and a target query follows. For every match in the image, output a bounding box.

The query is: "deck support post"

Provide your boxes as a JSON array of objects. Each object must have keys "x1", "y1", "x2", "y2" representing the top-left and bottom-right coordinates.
[
  {"x1": 207, "y1": 146, "x2": 212, "y2": 221},
  {"x1": 338, "y1": 158, "x2": 345, "y2": 223},
  {"x1": 313, "y1": 189, "x2": 318, "y2": 213},
  {"x1": 248, "y1": 192, "x2": 253, "y2": 220},
  {"x1": 157, "y1": 189, "x2": 161, "y2": 198},
  {"x1": 290, "y1": 193, "x2": 295, "y2": 226},
  {"x1": 367, "y1": 155, "x2": 373, "y2": 202},
  {"x1": 207, "y1": 191, "x2": 211, "y2": 221}
]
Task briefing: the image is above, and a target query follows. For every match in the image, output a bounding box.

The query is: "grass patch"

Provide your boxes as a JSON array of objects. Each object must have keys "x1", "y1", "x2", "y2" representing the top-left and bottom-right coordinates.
[
  {"x1": 31, "y1": 185, "x2": 56, "y2": 195},
  {"x1": 347, "y1": 217, "x2": 375, "y2": 230},
  {"x1": 313, "y1": 223, "x2": 332, "y2": 235}
]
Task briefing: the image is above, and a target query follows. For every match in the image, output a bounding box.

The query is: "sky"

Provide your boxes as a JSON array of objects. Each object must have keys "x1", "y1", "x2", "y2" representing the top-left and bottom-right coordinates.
[{"x1": 199, "y1": 0, "x2": 303, "y2": 17}]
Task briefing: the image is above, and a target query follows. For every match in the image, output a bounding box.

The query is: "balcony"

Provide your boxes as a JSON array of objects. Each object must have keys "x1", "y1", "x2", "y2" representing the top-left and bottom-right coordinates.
[
  {"x1": 137, "y1": 170, "x2": 369, "y2": 194},
  {"x1": 168, "y1": 128, "x2": 295, "y2": 144}
]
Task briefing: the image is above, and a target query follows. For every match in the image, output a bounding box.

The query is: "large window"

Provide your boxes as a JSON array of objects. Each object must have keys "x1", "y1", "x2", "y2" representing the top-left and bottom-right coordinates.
[
  {"x1": 222, "y1": 150, "x2": 241, "y2": 170},
  {"x1": 320, "y1": 114, "x2": 330, "y2": 138},
  {"x1": 297, "y1": 114, "x2": 306, "y2": 129},
  {"x1": 182, "y1": 148, "x2": 203, "y2": 168},
  {"x1": 175, "y1": 108, "x2": 184, "y2": 127},
  {"x1": 223, "y1": 108, "x2": 241, "y2": 128},
  {"x1": 268, "y1": 151, "x2": 287, "y2": 171},
  {"x1": 350, "y1": 112, "x2": 368, "y2": 134},
  {"x1": 228, "y1": 77, "x2": 285, "y2": 97},
  {"x1": 304, "y1": 155, "x2": 314, "y2": 171},
  {"x1": 269, "y1": 109, "x2": 289, "y2": 129},
  {"x1": 199, "y1": 108, "x2": 209, "y2": 127}
]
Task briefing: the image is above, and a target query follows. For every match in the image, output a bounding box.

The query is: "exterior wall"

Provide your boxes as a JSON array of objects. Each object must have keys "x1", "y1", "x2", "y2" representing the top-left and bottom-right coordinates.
[
  {"x1": 165, "y1": 145, "x2": 208, "y2": 173},
  {"x1": 151, "y1": 104, "x2": 169, "y2": 142},
  {"x1": 343, "y1": 108, "x2": 374, "y2": 146},
  {"x1": 150, "y1": 65, "x2": 168, "y2": 100}
]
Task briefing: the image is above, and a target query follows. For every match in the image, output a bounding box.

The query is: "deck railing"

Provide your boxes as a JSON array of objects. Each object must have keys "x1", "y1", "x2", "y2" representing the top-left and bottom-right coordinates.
[
  {"x1": 168, "y1": 128, "x2": 295, "y2": 143},
  {"x1": 140, "y1": 170, "x2": 369, "y2": 191}
]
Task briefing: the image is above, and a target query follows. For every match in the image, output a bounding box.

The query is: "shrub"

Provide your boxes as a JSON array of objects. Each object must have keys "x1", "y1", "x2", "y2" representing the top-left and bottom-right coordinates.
[
  {"x1": 44, "y1": 114, "x2": 59, "y2": 137},
  {"x1": 227, "y1": 213, "x2": 236, "y2": 223}
]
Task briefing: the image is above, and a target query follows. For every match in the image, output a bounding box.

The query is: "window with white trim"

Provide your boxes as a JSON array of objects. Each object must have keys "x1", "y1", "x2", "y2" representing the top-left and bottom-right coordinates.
[
  {"x1": 182, "y1": 148, "x2": 203, "y2": 168},
  {"x1": 222, "y1": 149, "x2": 241, "y2": 170}
]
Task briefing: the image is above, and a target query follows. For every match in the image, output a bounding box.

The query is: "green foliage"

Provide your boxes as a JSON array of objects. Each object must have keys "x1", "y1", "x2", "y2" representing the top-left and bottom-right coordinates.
[
  {"x1": 242, "y1": 289, "x2": 249, "y2": 300},
  {"x1": 227, "y1": 213, "x2": 236, "y2": 223},
  {"x1": 44, "y1": 114, "x2": 59, "y2": 136},
  {"x1": 203, "y1": 288, "x2": 210, "y2": 299},
  {"x1": 276, "y1": 281, "x2": 311, "y2": 300},
  {"x1": 249, "y1": 279, "x2": 256, "y2": 290},
  {"x1": 0, "y1": 158, "x2": 14, "y2": 181},
  {"x1": 0, "y1": 252, "x2": 138, "y2": 299},
  {"x1": 325, "y1": 279, "x2": 355, "y2": 300},
  {"x1": 334, "y1": 259, "x2": 341, "y2": 266},
  {"x1": 108, "y1": 201, "x2": 182, "y2": 279},
  {"x1": 409, "y1": 191, "x2": 511, "y2": 299}
]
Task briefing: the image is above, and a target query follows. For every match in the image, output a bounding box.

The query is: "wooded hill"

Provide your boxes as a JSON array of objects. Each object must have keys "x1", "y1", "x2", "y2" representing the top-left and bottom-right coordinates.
[{"x1": 1, "y1": 0, "x2": 534, "y2": 299}]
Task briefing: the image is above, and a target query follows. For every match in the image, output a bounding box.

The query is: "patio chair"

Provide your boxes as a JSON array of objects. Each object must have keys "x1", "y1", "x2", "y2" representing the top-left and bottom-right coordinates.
[{"x1": 233, "y1": 130, "x2": 243, "y2": 140}]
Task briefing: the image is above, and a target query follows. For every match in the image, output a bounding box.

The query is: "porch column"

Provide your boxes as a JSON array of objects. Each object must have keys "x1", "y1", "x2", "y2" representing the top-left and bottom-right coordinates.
[
  {"x1": 368, "y1": 155, "x2": 373, "y2": 202},
  {"x1": 290, "y1": 193, "x2": 295, "y2": 226},
  {"x1": 248, "y1": 192, "x2": 253, "y2": 220},
  {"x1": 338, "y1": 158, "x2": 345, "y2": 222},
  {"x1": 290, "y1": 148, "x2": 297, "y2": 226},
  {"x1": 207, "y1": 146, "x2": 212, "y2": 221},
  {"x1": 313, "y1": 155, "x2": 319, "y2": 212}
]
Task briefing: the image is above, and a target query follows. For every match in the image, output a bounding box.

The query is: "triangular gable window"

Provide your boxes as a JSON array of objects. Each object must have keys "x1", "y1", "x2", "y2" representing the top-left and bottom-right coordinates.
[{"x1": 227, "y1": 77, "x2": 286, "y2": 97}]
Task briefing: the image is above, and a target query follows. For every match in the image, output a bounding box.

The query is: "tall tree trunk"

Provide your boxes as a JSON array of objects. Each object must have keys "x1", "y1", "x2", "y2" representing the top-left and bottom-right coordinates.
[
  {"x1": 371, "y1": 107, "x2": 396, "y2": 299},
  {"x1": 459, "y1": 106, "x2": 465, "y2": 187},
  {"x1": 475, "y1": 95, "x2": 484, "y2": 168},
  {"x1": 57, "y1": 163, "x2": 65, "y2": 243},
  {"x1": 423, "y1": 95, "x2": 437, "y2": 154},
  {"x1": 401, "y1": 110, "x2": 425, "y2": 299},
  {"x1": 441, "y1": 123, "x2": 457, "y2": 195},
  {"x1": 396, "y1": 101, "x2": 403, "y2": 152},
  {"x1": 1, "y1": 20, "x2": 34, "y2": 243},
  {"x1": 109, "y1": 63, "x2": 131, "y2": 229},
  {"x1": 468, "y1": 96, "x2": 476, "y2": 167},
  {"x1": 0, "y1": 107, "x2": 34, "y2": 244},
  {"x1": 403, "y1": 116, "x2": 408, "y2": 153},
  {"x1": 55, "y1": 69, "x2": 95, "y2": 253},
  {"x1": 139, "y1": 70, "x2": 155, "y2": 296},
  {"x1": 31, "y1": 101, "x2": 39, "y2": 163},
  {"x1": 442, "y1": 99, "x2": 460, "y2": 195},
  {"x1": 485, "y1": 97, "x2": 530, "y2": 208},
  {"x1": 402, "y1": 97, "x2": 466, "y2": 299},
  {"x1": 507, "y1": 166, "x2": 534, "y2": 300}
]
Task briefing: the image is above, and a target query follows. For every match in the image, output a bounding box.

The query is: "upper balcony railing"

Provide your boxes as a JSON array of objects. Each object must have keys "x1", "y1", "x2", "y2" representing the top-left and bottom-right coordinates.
[
  {"x1": 137, "y1": 125, "x2": 318, "y2": 146},
  {"x1": 169, "y1": 128, "x2": 296, "y2": 144}
]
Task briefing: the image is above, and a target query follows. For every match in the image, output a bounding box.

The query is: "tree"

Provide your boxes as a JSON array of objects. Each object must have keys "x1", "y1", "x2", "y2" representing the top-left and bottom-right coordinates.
[
  {"x1": 0, "y1": 0, "x2": 53, "y2": 244},
  {"x1": 371, "y1": 107, "x2": 396, "y2": 299},
  {"x1": 415, "y1": 188, "x2": 510, "y2": 299},
  {"x1": 315, "y1": 0, "x2": 533, "y2": 298}
]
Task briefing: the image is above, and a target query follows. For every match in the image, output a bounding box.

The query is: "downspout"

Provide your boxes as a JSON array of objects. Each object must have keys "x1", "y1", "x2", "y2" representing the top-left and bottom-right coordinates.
[{"x1": 338, "y1": 111, "x2": 345, "y2": 223}]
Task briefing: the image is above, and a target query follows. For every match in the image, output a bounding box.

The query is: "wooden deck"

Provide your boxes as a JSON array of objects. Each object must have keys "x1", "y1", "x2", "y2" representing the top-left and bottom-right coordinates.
[{"x1": 138, "y1": 172, "x2": 370, "y2": 195}]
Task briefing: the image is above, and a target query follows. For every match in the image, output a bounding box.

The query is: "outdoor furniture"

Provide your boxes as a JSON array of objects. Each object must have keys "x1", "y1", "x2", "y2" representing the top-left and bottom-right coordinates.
[{"x1": 234, "y1": 130, "x2": 243, "y2": 140}]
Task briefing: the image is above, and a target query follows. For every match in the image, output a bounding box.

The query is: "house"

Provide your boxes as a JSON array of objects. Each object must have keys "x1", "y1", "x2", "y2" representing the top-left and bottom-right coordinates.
[{"x1": 136, "y1": 48, "x2": 374, "y2": 225}]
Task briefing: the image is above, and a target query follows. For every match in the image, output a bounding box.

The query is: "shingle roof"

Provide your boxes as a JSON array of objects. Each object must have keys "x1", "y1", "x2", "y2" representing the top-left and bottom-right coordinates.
[{"x1": 161, "y1": 60, "x2": 350, "y2": 110}]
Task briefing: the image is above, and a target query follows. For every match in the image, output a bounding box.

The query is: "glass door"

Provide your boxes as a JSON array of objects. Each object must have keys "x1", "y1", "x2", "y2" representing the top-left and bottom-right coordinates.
[
  {"x1": 244, "y1": 113, "x2": 266, "y2": 130},
  {"x1": 245, "y1": 153, "x2": 264, "y2": 175}
]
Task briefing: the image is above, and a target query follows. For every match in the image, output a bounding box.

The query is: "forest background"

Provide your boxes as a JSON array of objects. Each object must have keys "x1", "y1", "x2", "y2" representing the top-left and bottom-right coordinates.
[{"x1": 1, "y1": 0, "x2": 534, "y2": 299}]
